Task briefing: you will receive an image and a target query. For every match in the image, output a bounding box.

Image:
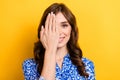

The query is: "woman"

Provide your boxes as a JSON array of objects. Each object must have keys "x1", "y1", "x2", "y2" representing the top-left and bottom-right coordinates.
[{"x1": 22, "y1": 3, "x2": 95, "y2": 80}]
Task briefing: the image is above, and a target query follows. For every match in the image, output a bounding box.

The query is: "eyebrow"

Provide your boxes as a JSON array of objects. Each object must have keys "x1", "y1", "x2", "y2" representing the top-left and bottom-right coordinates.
[{"x1": 61, "y1": 21, "x2": 69, "y2": 24}]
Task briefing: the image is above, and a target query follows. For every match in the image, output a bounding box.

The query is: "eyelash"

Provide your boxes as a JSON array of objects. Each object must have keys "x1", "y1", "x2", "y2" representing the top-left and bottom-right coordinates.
[{"x1": 62, "y1": 24, "x2": 68, "y2": 28}]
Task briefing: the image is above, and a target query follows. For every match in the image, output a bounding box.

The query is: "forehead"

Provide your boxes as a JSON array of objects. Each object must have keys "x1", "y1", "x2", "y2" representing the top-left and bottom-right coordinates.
[{"x1": 55, "y1": 12, "x2": 68, "y2": 23}]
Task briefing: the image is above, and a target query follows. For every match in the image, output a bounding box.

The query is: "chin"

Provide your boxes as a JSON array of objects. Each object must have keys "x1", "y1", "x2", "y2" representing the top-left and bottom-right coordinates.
[
  {"x1": 57, "y1": 37, "x2": 70, "y2": 48},
  {"x1": 57, "y1": 42, "x2": 67, "y2": 48}
]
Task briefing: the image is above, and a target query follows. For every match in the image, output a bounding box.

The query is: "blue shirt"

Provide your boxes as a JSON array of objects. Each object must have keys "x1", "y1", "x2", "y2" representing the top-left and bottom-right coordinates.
[{"x1": 22, "y1": 54, "x2": 95, "y2": 80}]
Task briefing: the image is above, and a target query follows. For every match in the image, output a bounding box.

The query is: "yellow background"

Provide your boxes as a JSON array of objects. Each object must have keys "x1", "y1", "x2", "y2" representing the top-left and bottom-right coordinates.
[{"x1": 0, "y1": 0, "x2": 120, "y2": 80}]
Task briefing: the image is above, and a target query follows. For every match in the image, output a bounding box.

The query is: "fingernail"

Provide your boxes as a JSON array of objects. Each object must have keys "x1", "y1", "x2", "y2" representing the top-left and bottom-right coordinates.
[
  {"x1": 51, "y1": 12, "x2": 54, "y2": 15},
  {"x1": 41, "y1": 25, "x2": 44, "y2": 30},
  {"x1": 48, "y1": 13, "x2": 50, "y2": 16}
]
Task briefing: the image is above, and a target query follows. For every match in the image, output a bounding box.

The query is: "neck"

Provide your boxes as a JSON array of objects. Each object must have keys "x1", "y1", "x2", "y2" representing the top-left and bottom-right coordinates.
[{"x1": 56, "y1": 45, "x2": 68, "y2": 60}]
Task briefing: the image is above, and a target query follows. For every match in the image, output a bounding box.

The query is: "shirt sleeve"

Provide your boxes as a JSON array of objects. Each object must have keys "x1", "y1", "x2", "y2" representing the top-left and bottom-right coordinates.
[
  {"x1": 22, "y1": 59, "x2": 40, "y2": 80},
  {"x1": 84, "y1": 59, "x2": 96, "y2": 80}
]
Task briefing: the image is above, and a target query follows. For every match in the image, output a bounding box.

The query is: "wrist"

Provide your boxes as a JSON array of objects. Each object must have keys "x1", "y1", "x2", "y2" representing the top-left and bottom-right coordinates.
[{"x1": 45, "y1": 48, "x2": 57, "y2": 54}]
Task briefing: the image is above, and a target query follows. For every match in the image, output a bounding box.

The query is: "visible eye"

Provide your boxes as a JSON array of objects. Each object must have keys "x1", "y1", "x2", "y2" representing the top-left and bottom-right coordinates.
[{"x1": 62, "y1": 24, "x2": 68, "y2": 28}]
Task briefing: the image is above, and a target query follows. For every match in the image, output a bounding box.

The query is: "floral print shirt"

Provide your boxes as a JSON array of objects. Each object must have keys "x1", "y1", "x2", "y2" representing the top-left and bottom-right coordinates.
[{"x1": 22, "y1": 54, "x2": 95, "y2": 80}]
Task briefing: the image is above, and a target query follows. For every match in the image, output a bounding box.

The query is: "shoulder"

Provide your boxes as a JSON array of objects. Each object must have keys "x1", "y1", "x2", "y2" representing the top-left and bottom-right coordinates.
[
  {"x1": 82, "y1": 57, "x2": 94, "y2": 68},
  {"x1": 22, "y1": 58, "x2": 37, "y2": 69},
  {"x1": 22, "y1": 58, "x2": 36, "y2": 65},
  {"x1": 22, "y1": 59, "x2": 40, "y2": 79},
  {"x1": 82, "y1": 57, "x2": 95, "y2": 79},
  {"x1": 82, "y1": 57, "x2": 95, "y2": 74}
]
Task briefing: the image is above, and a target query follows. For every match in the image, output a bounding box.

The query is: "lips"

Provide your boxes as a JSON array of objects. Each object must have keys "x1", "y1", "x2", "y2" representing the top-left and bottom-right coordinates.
[{"x1": 59, "y1": 37, "x2": 65, "y2": 42}]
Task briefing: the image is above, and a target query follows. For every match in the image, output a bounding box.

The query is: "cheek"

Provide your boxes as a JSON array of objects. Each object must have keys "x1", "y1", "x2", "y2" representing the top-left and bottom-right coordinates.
[
  {"x1": 65, "y1": 29, "x2": 71, "y2": 41},
  {"x1": 66, "y1": 28, "x2": 71, "y2": 36}
]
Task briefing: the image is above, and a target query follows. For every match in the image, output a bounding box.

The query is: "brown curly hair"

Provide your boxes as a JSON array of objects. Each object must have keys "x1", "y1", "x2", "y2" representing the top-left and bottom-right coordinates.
[{"x1": 34, "y1": 3, "x2": 89, "y2": 78}]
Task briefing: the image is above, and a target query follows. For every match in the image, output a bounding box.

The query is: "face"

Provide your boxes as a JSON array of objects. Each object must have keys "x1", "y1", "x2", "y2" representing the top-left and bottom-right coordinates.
[{"x1": 55, "y1": 12, "x2": 71, "y2": 48}]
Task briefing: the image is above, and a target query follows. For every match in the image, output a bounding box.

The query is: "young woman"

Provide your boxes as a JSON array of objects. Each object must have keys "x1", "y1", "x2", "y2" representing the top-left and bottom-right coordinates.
[{"x1": 22, "y1": 3, "x2": 95, "y2": 80}]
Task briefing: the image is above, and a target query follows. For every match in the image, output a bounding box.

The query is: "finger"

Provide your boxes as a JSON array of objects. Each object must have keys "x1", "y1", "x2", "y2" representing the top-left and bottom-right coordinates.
[
  {"x1": 55, "y1": 19, "x2": 58, "y2": 33},
  {"x1": 45, "y1": 13, "x2": 50, "y2": 32},
  {"x1": 52, "y1": 14, "x2": 56, "y2": 32},
  {"x1": 40, "y1": 26, "x2": 47, "y2": 48},
  {"x1": 48, "y1": 12, "x2": 53, "y2": 32},
  {"x1": 40, "y1": 25, "x2": 44, "y2": 42},
  {"x1": 42, "y1": 35, "x2": 47, "y2": 49}
]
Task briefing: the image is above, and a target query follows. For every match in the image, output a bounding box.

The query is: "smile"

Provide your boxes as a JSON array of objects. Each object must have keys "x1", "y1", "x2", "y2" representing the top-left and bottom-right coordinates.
[{"x1": 59, "y1": 37, "x2": 65, "y2": 42}]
